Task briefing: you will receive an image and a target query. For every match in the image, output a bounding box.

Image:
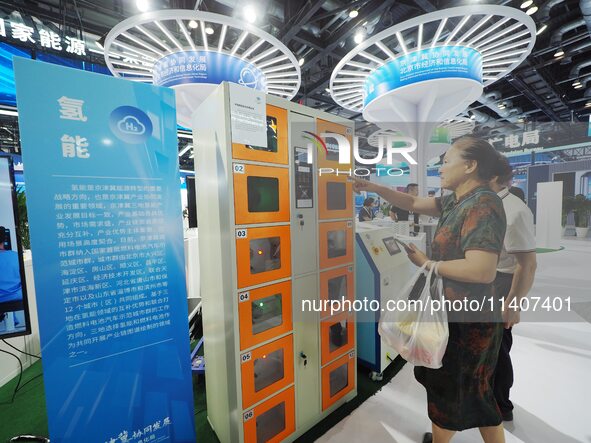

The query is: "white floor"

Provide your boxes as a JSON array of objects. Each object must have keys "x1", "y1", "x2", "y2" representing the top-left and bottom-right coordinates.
[{"x1": 318, "y1": 238, "x2": 591, "y2": 443}]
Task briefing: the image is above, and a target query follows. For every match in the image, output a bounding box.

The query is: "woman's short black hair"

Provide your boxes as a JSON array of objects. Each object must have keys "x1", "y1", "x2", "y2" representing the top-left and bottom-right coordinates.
[
  {"x1": 453, "y1": 136, "x2": 500, "y2": 181},
  {"x1": 363, "y1": 197, "x2": 375, "y2": 206}
]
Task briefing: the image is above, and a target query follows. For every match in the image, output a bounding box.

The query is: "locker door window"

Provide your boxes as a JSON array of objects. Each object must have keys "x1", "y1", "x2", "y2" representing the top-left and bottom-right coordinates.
[
  {"x1": 247, "y1": 176, "x2": 279, "y2": 213},
  {"x1": 254, "y1": 348, "x2": 285, "y2": 393},
  {"x1": 252, "y1": 293, "x2": 283, "y2": 335},
  {"x1": 328, "y1": 275, "x2": 347, "y2": 302},
  {"x1": 326, "y1": 181, "x2": 346, "y2": 210},
  {"x1": 247, "y1": 116, "x2": 279, "y2": 153},
  {"x1": 250, "y1": 237, "x2": 281, "y2": 274},
  {"x1": 327, "y1": 230, "x2": 346, "y2": 259},
  {"x1": 329, "y1": 320, "x2": 349, "y2": 353},
  {"x1": 329, "y1": 362, "x2": 349, "y2": 397},
  {"x1": 256, "y1": 401, "x2": 286, "y2": 443}
]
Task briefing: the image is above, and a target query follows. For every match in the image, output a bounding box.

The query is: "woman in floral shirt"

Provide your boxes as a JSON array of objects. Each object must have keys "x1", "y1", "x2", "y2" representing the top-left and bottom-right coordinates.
[{"x1": 354, "y1": 136, "x2": 507, "y2": 443}]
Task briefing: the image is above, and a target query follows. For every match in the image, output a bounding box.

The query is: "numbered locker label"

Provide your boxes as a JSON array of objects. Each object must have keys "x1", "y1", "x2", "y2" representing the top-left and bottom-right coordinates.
[
  {"x1": 349, "y1": 351, "x2": 356, "y2": 359},
  {"x1": 241, "y1": 352, "x2": 252, "y2": 364},
  {"x1": 238, "y1": 291, "x2": 250, "y2": 303},
  {"x1": 243, "y1": 409, "x2": 254, "y2": 422},
  {"x1": 233, "y1": 164, "x2": 245, "y2": 174},
  {"x1": 236, "y1": 229, "x2": 248, "y2": 239},
  {"x1": 347, "y1": 221, "x2": 353, "y2": 228}
]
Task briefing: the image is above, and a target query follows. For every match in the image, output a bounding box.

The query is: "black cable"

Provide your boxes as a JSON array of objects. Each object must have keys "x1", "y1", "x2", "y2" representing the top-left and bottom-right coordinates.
[
  {"x1": 0, "y1": 348, "x2": 23, "y2": 404},
  {"x1": 2, "y1": 339, "x2": 41, "y2": 360},
  {"x1": 16, "y1": 373, "x2": 44, "y2": 393}
]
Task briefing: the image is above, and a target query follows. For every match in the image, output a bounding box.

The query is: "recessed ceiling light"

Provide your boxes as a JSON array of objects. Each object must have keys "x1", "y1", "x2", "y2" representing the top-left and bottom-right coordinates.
[
  {"x1": 298, "y1": 58, "x2": 305, "y2": 66},
  {"x1": 354, "y1": 31, "x2": 364, "y2": 44},
  {"x1": 574, "y1": 84, "x2": 583, "y2": 89},
  {"x1": 325, "y1": 88, "x2": 331, "y2": 93},
  {"x1": 520, "y1": 0, "x2": 533, "y2": 8},
  {"x1": 188, "y1": 20, "x2": 198, "y2": 29},
  {"x1": 136, "y1": 0, "x2": 149, "y2": 12},
  {"x1": 205, "y1": 27, "x2": 214, "y2": 35},
  {"x1": 554, "y1": 49, "x2": 564, "y2": 57},
  {"x1": 585, "y1": 102, "x2": 591, "y2": 107},
  {"x1": 536, "y1": 24, "x2": 547, "y2": 35},
  {"x1": 526, "y1": 6, "x2": 538, "y2": 15},
  {"x1": 244, "y1": 5, "x2": 257, "y2": 23},
  {"x1": 349, "y1": 10, "x2": 359, "y2": 18}
]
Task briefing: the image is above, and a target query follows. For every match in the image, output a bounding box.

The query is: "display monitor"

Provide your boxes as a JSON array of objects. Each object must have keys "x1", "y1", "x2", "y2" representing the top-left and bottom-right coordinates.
[
  {"x1": 0, "y1": 155, "x2": 31, "y2": 338},
  {"x1": 247, "y1": 176, "x2": 279, "y2": 213},
  {"x1": 0, "y1": 43, "x2": 32, "y2": 107},
  {"x1": 382, "y1": 236, "x2": 401, "y2": 256}
]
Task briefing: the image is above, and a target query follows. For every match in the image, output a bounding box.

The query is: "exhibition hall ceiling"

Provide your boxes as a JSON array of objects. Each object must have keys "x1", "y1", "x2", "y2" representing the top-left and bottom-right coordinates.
[{"x1": 1, "y1": 0, "x2": 590, "y2": 157}]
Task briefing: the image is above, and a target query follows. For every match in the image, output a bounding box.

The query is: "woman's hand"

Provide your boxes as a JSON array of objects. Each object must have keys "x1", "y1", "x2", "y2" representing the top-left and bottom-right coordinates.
[
  {"x1": 352, "y1": 177, "x2": 376, "y2": 194},
  {"x1": 406, "y1": 243, "x2": 429, "y2": 268},
  {"x1": 502, "y1": 297, "x2": 521, "y2": 329}
]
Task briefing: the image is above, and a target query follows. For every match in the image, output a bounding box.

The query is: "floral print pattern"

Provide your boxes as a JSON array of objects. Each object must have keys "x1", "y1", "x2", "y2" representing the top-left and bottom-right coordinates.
[{"x1": 414, "y1": 186, "x2": 506, "y2": 431}]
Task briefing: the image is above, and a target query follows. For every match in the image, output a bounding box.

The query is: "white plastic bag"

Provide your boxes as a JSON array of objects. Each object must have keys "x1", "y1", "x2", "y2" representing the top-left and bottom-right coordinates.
[{"x1": 378, "y1": 262, "x2": 449, "y2": 369}]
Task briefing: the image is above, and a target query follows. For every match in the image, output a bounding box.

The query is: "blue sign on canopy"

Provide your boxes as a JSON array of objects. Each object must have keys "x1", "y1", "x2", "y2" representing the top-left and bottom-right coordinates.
[
  {"x1": 153, "y1": 50, "x2": 266, "y2": 91},
  {"x1": 364, "y1": 46, "x2": 482, "y2": 107},
  {"x1": 14, "y1": 58, "x2": 196, "y2": 443}
]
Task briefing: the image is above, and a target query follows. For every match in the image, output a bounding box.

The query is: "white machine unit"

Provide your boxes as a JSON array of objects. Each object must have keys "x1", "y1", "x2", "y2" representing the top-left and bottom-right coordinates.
[
  {"x1": 355, "y1": 222, "x2": 426, "y2": 379},
  {"x1": 194, "y1": 83, "x2": 357, "y2": 443}
]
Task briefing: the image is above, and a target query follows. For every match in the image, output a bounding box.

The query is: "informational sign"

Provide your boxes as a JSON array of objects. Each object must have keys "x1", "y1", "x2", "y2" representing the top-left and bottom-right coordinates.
[
  {"x1": 488, "y1": 130, "x2": 540, "y2": 149},
  {"x1": 153, "y1": 50, "x2": 266, "y2": 91},
  {"x1": 14, "y1": 58, "x2": 196, "y2": 443},
  {"x1": 364, "y1": 45, "x2": 482, "y2": 107},
  {"x1": 228, "y1": 82, "x2": 268, "y2": 148},
  {"x1": 0, "y1": 18, "x2": 86, "y2": 55}
]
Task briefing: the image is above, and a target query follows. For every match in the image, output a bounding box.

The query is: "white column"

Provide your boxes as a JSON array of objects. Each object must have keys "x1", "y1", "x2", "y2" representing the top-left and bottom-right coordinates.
[{"x1": 535, "y1": 181, "x2": 563, "y2": 249}]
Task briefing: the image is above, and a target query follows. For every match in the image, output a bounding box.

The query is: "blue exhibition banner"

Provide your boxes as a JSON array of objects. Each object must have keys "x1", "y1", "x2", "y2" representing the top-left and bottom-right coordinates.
[
  {"x1": 364, "y1": 45, "x2": 482, "y2": 107},
  {"x1": 153, "y1": 50, "x2": 266, "y2": 91},
  {"x1": 14, "y1": 58, "x2": 196, "y2": 443}
]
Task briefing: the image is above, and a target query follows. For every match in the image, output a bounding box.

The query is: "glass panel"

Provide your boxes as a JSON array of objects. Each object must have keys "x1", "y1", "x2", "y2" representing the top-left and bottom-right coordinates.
[
  {"x1": 326, "y1": 182, "x2": 346, "y2": 210},
  {"x1": 250, "y1": 237, "x2": 281, "y2": 274},
  {"x1": 252, "y1": 293, "x2": 283, "y2": 335},
  {"x1": 254, "y1": 348, "x2": 285, "y2": 393},
  {"x1": 327, "y1": 230, "x2": 346, "y2": 259},
  {"x1": 246, "y1": 116, "x2": 278, "y2": 153},
  {"x1": 329, "y1": 320, "x2": 348, "y2": 353},
  {"x1": 256, "y1": 402, "x2": 286, "y2": 443},
  {"x1": 328, "y1": 275, "x2": 347, "y2": 302},
  {"x1": 324, "y1": 135, "x2": 340, "y2": 162},
  {"x1": 329, "y1": 362, "x2": 349, "y2": 397},
  {"x1": 247, "y1": 176, "x2": 279, "y2": 213}
]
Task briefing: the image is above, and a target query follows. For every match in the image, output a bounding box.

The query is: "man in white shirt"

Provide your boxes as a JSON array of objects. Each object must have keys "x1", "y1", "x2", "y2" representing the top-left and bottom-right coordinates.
[{"x1": 489, "y1": 156, "x2": 537, "y2": 422}]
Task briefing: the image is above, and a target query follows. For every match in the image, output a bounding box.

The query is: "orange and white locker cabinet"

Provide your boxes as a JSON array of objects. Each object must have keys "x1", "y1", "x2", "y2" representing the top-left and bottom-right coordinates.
[
  {"x1": 318, "y1": 220, "x2": 353, "y2": 270},
  {"x1": 243, "y1": 386, "x2": 295, "y2": 443},
  {"x1": 320, "y1": 311, "x2": 355, "y2": 366},
  {"x1": 316, "y1": 118, "x2": 353, "y2": 169},
  {"x1": 232, "y1": 104, "x2": 288, "y2": 165},
  {"x1": 233, "y1": 163, "x2": 290, "y2": 225},
  {"x1": 238, "y1": 280, "x2": 293, "y2": 351},
  {"x1": 236, "y1": 225, "x2": 291, "y2": 289},
  {"x1": 240, "y1": 334, "x2": 294, "y2": 409},
  {"x1": 318, "y1": 174, "x2": 353, "y2": 220},
  {"x1": 319, "y1": 266, "x2": 354, "y2": 319},
  {"x1": 321, "y1": 351, "x2": 356, "y2": 411}
]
